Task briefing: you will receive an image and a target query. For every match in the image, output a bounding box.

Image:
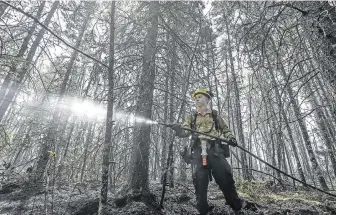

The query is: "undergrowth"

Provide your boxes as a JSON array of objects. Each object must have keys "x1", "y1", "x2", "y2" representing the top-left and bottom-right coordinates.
[{"x1": 236, "y1": 179, "x2": 335, "y2": 212}]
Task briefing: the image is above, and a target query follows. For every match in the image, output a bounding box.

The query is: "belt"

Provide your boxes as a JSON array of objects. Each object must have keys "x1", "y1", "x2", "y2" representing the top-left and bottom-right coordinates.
[{"x1": 192, "y1": 138, "x2": 219, "y2": 147}]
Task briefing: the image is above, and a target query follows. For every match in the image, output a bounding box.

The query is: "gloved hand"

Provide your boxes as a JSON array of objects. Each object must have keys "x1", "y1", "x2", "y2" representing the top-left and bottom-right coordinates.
[
  {"x1": 170, "y1": 123, "x2": 183, "y2": 135},
  {"x1": 228, "y1": 137, "x2": 238, "y2": 147},
  {"x1": 191, "y1": 134, "x2": 199, "y2": 141}
]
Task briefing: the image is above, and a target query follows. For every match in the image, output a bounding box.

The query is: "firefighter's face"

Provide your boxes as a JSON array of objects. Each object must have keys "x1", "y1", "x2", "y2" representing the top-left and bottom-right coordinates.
[{"x1": 195, "y1": 94, "x2": 209, "y2": 107}]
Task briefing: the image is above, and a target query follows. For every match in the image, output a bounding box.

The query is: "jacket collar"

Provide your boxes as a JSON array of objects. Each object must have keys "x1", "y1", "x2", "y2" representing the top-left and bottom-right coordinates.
[{"x1": 196, "y1": 107, "x2": 212, "y2": 116}]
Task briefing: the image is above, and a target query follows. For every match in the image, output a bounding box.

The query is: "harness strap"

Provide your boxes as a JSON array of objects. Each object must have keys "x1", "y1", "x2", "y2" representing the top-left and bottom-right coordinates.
[{"x1": 211, "y1": 110, "x2": 220, "y2": 131}]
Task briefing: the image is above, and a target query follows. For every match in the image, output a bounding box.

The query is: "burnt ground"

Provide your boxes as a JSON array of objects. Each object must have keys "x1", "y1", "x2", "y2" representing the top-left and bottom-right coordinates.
[{"x1": 0, "y1": 179, "x2": 335, "y2": 215}]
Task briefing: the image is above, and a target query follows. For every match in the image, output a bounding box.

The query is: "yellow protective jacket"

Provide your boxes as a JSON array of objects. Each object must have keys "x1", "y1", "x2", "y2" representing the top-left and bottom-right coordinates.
[{"x1": 179, "y1": 110, "x2": 234, "y2": 140}]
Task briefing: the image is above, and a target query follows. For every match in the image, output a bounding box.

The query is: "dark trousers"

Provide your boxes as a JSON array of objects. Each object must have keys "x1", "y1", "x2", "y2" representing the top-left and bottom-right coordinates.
[{"x1": 192, "y1": 145, "x2": 242, "y2": 214}]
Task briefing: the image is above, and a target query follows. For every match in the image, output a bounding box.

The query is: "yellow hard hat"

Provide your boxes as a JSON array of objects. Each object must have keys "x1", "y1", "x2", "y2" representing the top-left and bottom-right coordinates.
[
  {"x1": 48, "y1": 151, "x2": 56, "y2": 157},
  {"x1": 192, "y1": 88, "x2": 214, "y2": 99}
]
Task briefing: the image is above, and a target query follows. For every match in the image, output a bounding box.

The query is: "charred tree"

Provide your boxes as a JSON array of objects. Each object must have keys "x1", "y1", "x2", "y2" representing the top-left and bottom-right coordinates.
[
  {"x1": 129, "y1": 0, "x2": 159, "y2": 196},
  {"x1": 98, "y1": 1, "x2": 115, "y2": 214}
]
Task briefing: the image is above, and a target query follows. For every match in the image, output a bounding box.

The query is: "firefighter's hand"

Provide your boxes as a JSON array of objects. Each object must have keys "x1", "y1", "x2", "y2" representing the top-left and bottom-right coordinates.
[
  {"x1": 228, "y1": 137, "x2": 238, "y2": 147},
  {"x1": 180, "y1": 146, "x2": 188, "y2": 157},
  {"x1": 171, "y1": 123, "x2": 183, "y2": 134},
  {"x1": 191, "y1": 134, "x2": 199, "y2": 141}
]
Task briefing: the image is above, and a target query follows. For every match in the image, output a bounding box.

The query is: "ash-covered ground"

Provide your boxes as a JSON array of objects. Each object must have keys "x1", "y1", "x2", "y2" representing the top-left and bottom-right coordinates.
[{"x1": 0, "y1": 178, "x2": 335, "y2": 215}]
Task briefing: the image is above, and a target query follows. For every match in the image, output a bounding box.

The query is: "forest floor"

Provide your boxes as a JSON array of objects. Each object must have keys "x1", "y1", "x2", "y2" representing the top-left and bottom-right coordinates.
[{"x1": 0, "y1": 178, "x2": 335, "y2": 215}]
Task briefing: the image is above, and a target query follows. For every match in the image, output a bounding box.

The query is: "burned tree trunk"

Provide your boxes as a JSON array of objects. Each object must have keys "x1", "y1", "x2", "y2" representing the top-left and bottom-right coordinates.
[
  {"x1": 129, "y1": 0, "x2": 159, "y2": 195},
  {"x1": 160, "y1": 51, "x2": 169, "y2": 182},
  {"x1": 80, "y1": 123, "x2": 95, "y2": 183},
  {"x1": 168, "y1": 36, "x2": 177, "y2": 188},
  {"x1": 98, "y1": 2, "x2": 115, "y2": 215}
]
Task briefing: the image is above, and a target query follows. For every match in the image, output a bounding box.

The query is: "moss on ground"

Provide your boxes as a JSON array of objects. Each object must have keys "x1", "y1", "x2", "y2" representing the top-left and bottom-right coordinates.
[{"x1": 236, "y1": 180, "x2": 335, "y2": 214}]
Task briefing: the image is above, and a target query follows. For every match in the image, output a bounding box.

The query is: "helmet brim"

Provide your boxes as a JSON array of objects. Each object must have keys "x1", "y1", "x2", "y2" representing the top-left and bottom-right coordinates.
[{"x1": 192, "y1": 92, "x2": 211, "y2": 99}]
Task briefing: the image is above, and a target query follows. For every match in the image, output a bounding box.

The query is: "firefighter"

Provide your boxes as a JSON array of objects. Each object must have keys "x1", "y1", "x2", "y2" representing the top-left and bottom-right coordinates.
[{"x1": 171, "y1": 88, "x2": 243, "y2": 215}]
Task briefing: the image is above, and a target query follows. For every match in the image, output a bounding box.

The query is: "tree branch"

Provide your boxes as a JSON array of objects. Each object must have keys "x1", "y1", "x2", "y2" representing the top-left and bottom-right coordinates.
[
  {"x1": 0, "y1": 1, "x2": 109, "y2": 68},
  {"x1": 268, "y1": 2, "x2": 309, "y2": 16}
]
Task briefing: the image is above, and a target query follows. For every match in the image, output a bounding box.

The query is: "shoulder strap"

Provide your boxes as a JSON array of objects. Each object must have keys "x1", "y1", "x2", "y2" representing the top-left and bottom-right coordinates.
[
  {"x1": 190, "y1": 110, "x2": 219, "y2": 131},
  {"x1": 212, "y1": 110, "x2": 220, "y2": 131},
  {"x1": 190, "y1": 111, "x2": 197, "y2": 130}
]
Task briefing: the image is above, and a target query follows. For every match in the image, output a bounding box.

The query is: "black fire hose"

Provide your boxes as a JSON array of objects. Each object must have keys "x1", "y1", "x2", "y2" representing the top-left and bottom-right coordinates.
[{"x1": 159, "y1": 123, "x2": 336, "y2": 198}]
